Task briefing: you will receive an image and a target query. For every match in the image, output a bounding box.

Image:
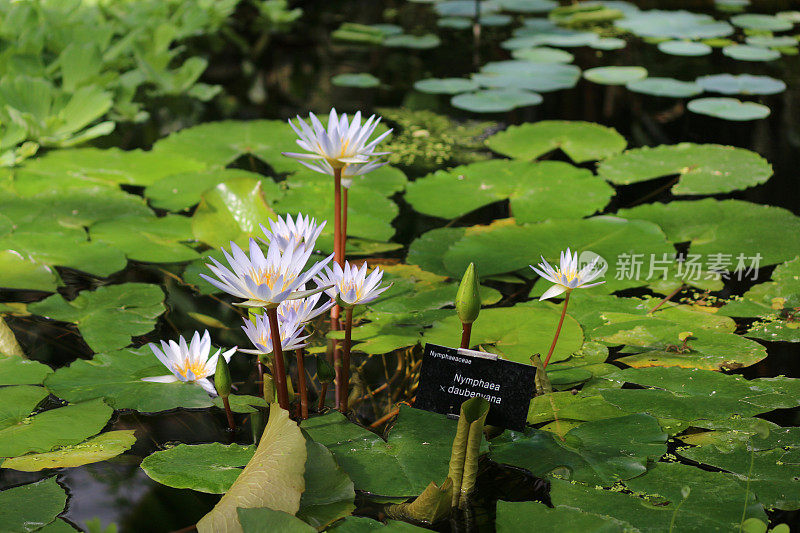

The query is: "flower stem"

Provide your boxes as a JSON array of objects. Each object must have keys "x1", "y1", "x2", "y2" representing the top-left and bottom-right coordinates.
[
  {"x1": 648, "y1": 283, "x2": 685, "y2": 314},
  {"x1": 265, "y1": 306, "x2": 290, "y2": 410},
  {"x1": 543, "y1": 291, "x2": 571, "y2": 368},
  {"x1": 221, "y1": 395, "x2": 236, "y2": 436},
  {"x1": 296, "y1": 348, "x2": 308, "y2": 419},
  {"x1": 257, "y1": 360, "x2": 265, "y2": 397},
  {"x1": 342, "y1": 187, "x2": 348, "y2": 259},
  {"x1": 341, "y1": 307, "x2": 354, "y2": 412},
  {"x1": 332, "y1": 167, "x2": 344, "y2": 410},
  {"x1": 460, "y1": 322, "x2": 472, "y2": 349},
  {"x1": 318, "y1": 384, "x2": 328, "y2": 411}
]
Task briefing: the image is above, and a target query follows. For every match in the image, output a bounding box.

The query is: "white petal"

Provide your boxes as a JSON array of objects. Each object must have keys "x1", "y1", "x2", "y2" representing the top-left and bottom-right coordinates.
[{"x1": 539, "y1": 284, "x2": 567, "y2": 301}]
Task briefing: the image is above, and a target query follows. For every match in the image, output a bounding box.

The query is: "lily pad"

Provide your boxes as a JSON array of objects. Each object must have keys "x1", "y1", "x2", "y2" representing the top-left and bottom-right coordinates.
[
  {"x1": 413, "y1": 78, "x2": 479, "y2": 95},
  {"x1": 302, "y1": 405, "x2": 462, "y2": 497},
  {"x1": 583, "y1": 66, "x2": 647, "y2": 85},
  {"x1": 490, "y1": 414, "x2": 667, "y2": 484},
  {"x1": 0, "y1": 355, "x2": 52, "y2": 385},
  {"x1": 0, "y1": 477, "x2": 67, "y2": 533},
  {"x1": 29, "y1": 283, "x2": 165, "y2": 353},
  {"x1": 590, "y1": 38, "x2": 626, "y2": 50},
  {"x1": 731, "y1": 14, "x2": 793, "y2": 32},
  {"x1": 91, "y1": 214, "x2": 199, "y2": 264},
  {"x1": 496, "y1": 501, "x2": 635, "y2": 532},
  {"x1": 486, "y1": 121, "x2": 626, "y2": 163},
  {"x1": 496, "y1": 0, "x2": 557, "y2": 13},
  {"x1": 2, "y1": 430, "x2": 136, "y2": 471},
  {"x1": 745, "y1": 35, "x2": 798, "y2": 48},
  {"x1": 423, "y1": 305, "x2": 583, "y2": 364},
  {"x1": 434, "y1": 0, "x2": 500, "y2": 16},
  {"x1": 688, "y1": 97, "x2": 771, "y2": 121},
  {"x1": 480, "y1": 61, "x2": 581, "y2": 92},
  {"x1": 238, "y1": 508, "x2": 315, "y2": 533},
  {"x1": 141, "y1": 443, "x2": 256, "y2": 493},
  {"x1": 331, "y1": 73, "x2": 380, "y2": 88},
  {"x1": 503, "y1": 30, "x2": 600, "y2": 49},
  {"x1": 383, "y1": 34, "x2": 441, "y2": 49},
  {"x1": 615, "y1": 10, "x2": 734, "y2": 39},
  {"x1": 327, "y1": 517, "x2": 428, "y2": 532},
  {"x1": 145, "y1": 169, "x2": 278, "y2": 212},
  {"x1": 405, "y1": 159, "x2": 612, "y2": 223},
  {"x1": 298, "y1": 440, "x2": 356, "y2": 529},
  {"x1": 0, "y1": 392, "x2": 112, "y2": 458},
  {"x1": 626, "y1": 77, "x2": 703, "y2": 98},
  {"x1": 0, "y1": 250, "x2": 59, "y2": 291},
  {"x1": 598, "y1": 143, "x2": 772, "y2": 195},
  {"x1": 44, "y1": 347, "x2": 215, "y2": 412},
  {"x1": 695, "y1": 74, "x2": 787, "y2": 95},
  {"x1": 510, "y1": 47, "x2": 574, "y2": 63},
  {"x1": 657, "y1": 40, "x2": 712, "y2": 56},
  {"x1": 450, "y1": 89, "x2": 542, "y2": 113},
  {"x1": 618, "y1": 199, "x2": 800, "y2": 266},
  {"x1": 722, "y1": 45, "x2": 780, "y2": 61}
]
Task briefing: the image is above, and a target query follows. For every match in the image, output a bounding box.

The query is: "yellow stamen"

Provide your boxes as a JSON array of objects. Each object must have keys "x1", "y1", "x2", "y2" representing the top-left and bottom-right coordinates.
[{"x1": 173, "y1": 360, "x2": 207, "y2": 380}]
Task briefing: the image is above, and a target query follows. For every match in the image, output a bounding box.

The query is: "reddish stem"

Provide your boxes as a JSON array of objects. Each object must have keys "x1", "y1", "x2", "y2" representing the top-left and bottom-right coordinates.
[
  {"x1": 342, "y1": 187, "x2": 349, "y2": 258},
  {"x1": 296, "y1": 348, "x2": 308, "y2": 419},
  {"x1": 543, "y1": 291, "x2": 571, "y2": 368},
  {"x1": 221, "y1": 395, "x2": 236, "y2": 435},
  {"x1": 318, "y1": 383, "x2": 328, "y2": 411},
  {"x1": 648, "y1": 283, "x2": 685, "y2": 314},
  {"x1": 331, "y1": 168, "x2": 344, "y2": 409},
  {"x1": 341, "y1": 307, "x2": 354, "y2": 412},
  {"x1": 266, "y1": 307, "x2": 290, "y2": 410},
  {"x1": 460, "y1": 322, "x2": 472, "y2": 349}
]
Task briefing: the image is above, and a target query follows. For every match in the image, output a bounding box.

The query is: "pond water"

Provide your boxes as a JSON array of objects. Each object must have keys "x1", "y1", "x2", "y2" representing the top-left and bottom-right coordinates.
[{"x1": 2, "y1": 0, "x2": 800, "y2": 531}]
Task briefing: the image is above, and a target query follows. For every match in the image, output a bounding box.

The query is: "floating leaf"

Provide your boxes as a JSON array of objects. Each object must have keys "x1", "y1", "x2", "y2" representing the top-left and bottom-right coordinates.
[
  {"x1": 0, "y1": 250, "x2": 59, "y2": 291},
  {"x1": 626, "y1": 77, "x2": 703, "y2": 98},
  {"x1": 91, "y1": 215, "x2": 199, "y2": 263},
  {"x1": 615, "y1": 10, "x2": 734, "y2": 39},
  {"x1": 745, "y1": 35, "x2": 798, "y2": 48},
  {"x1": 722, "y1": 45, "x2": 780, "y2": 61},
  {"x1": 503, "y1": 30, "x2": 599, "y2": 48},
  {"x1": 383, "y1": 34, "x2": 441, "y2": 49},
  {"x1": 237, "y1": 508, "x2": 316, "y2": 533},
  {"x1": 302, "y1": 405, "x2": 461, "y2": 497},
  {"x1": 45, "y1": 347, "x2": 214, "y2": 412},
  {"x1": 332, "y1": 73, "x2": 380, "y2": 88},
  {"x1": 480, "y1": 61, "x2": 581, "y2": 91},
  {"x1": 450, "y1": 89, "x2": 542, "y2": 113},
  {"x1": 29, "y1": 283, "x2": 165, "y2": 353},
  {"x1": 583, "y1": 66, "x2": 647, "y2": 85},
  {"x1": 599, "y1": 143, "x2": 772, "y2": 195},
  {"x1": 327, "y1": 517, "x2": 428, "y2": 531},
  {"x1": 687, "y1": 97, "x2": 770, "y2": 121},
  {"x1": 510, "y1": 47, "x2": 574, "y2": 63},
  {"x1": 590, "y1": 37, "x2": 626, "y2": 50},
  {"x1": 695, "y1": 74, "x2": 786, "y2": 95},
  {"x1": 197, "y1": 406, "x2": 307, "y2": 533},
  {"x1": 496, "y1": 500, "x2": 635, "y2": 532},
  {"x1": 141, "y1": 443, "x2": 256, "y2": 494},
  {"x1": 486, "y1": 120, "x2": 626, "y2": 163},
  {"x1": 434, "y1": 0, "x2": 500, "y2": 16},
  {"x1": 0, "y1": 355, "x2": 52, "y2": 385},
  {"x1": 496, "y1": 0, "x2": 557, "y2": 13},
  {"x1": 0, "y1": 393, "x2": 112, "y2": 458},
  {"x1": 145, "y1": 169, "x2": 279, "y2": 212},
  {"x1": 2, "y1": 430, "x2": 136, "y2": 471},
  {"x1": 730, "y1": 13, "x2": 793, "y2": 31},
  {"x1": 298, "y1": 440, "x2": 356, "y2": 529},
  {"x1": 413, "y1": 78, "x2": 479, "y2": 95},
  {"x1": 0, "y1": 477, "x2": 67, "y2": 533},
  {"x1": 657, "y1": 40, "x2": 712, "y2": 56},
  {"x1": 490, "y1": 414, "x2": 667, "y2": 484}
]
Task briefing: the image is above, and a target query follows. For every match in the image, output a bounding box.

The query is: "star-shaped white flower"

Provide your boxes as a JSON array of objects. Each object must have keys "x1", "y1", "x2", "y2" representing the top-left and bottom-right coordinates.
[
  {"x1": 240, "y1": 312, "x2": 309, "y2": 356},
  {"x1": 200, "y1": 238, "x2": 333, "y2": 307},
  {"x1": 142, "y1": 330, "x2": 236, "y2": 396},
  {"x1": 530, "y1": 248, "x2": 605, "y2": 301},
  {"x1": 283, "y1": 108, "x2": 391, "y2": 184},
  {"x1": 260, "y1": 213, "x2": 325, "y2": 253},
  {"x1": 277, "y1": 286, "x2": 333, "y2": 325},
  {"x1": 314, "y1": 261, "x2": 390, "y2": 307}
]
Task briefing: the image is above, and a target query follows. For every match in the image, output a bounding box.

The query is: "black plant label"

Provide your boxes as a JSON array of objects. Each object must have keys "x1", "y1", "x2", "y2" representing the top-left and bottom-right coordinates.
[{"x1": 415, "y1": 343, "x2": 535, "y2": 431}]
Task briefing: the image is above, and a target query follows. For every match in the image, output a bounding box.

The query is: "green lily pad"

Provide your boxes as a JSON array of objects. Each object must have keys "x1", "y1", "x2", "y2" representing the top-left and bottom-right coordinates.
[
  {"x1": 598, "y1": 143, "x2": 772, "y2": 194},
  {"x1": 301, "y1": 405, "x2": 463, "y2": 497},
  {"x1": 2, "y1": 430, "x2": 136, "y2": 471},
  {"x1": 450, "y1": 89, "x2": 543, "y2": 113},
  {"x1": 327, "y1": 517, "x2": 428, "y2": 532},
  {"x1": 0, "y1": 355, "x2": 52, "y2": 385},
  {"x1": 480, "y1": 61, "x2": 581, "y2": 91},
  {"x1": 153, "y1": 120, "x2": 301, "y2": 174},
  {"x1": 383, "y1": 34, "x2": 441, "y2": 49},
  {"x1": 44, "y1": 347, "x2": 215, "y2": 412},
  {"x1": 688, "y1": 97, "x2": 771, "y2": 121},
  {"x1": 91, "y1": 214, "x2": 199, "y2": 264},
  {"x1": 413, "y1": 78, "x2": 479, "y2": 95},
  {"x1": 490, "y1": 414, "x2": 667, "y2": 484},
  {"x1": 695, "y1": 74, "x2": 786, "y2": 95},
  {"x1": 211, "y1": 394, "x2": 268, "y2": 413},
  {"x1": 510, "y1": 47, "x2": 574, "y2": 63},
  {"x1": 0, "y1": 477, "x2": 67, "y2": 533},
  {"x1": 405, "y1": 159, "x2": 612, "y2": 222},
  {"x1": 298, "y1": 440, "x2": 356, "y2": 529},
  {"x1": 626, "y1": 77, "x2": 703, "y2": 98},
  {"x1": 503, "y1": 30, "x2": 600, "y2": 49},
  {"x1": 722, "y1": 44, "x2": 781, "y2": 61},
  {"x1": 331, "y1": 73, "x2": 380, "y2": 88},
  {"x1": 590, "y1": 37, "x2": 627, "y2": 50},
  {"x1": 29, "y1": 283, "x2": 165, "y2": 353},
  {"x1": 745, "y1": 35, "x2": 798, "y2": 48},
  {"x1": 238, "y1": 508, "x2": 316, "y2": 533},
  {"x1": 436, "y1": 17, "x2": 472, "y2": 29},
  {"x1": 731, "y1": 14, "x2": 793, "y2": 31},
  {"x1": 192, "y1": 177, "x2": 278, "y2": 248},
  {"x1": 141, "y1": 442, "x2": 256, "y2": 493},
  {"x1": 615, "y1": 10, "x2": 734, "y2": 39},
  {"x1": 145, "y1": 169, "x2": 280, "y2": 212},
  {"x1": 0, "y1": 250, "x2": 59, "y2": 291},
  {"x1": 583, "y1": 66, "x2": 647, "y2": 85},
  {"x1": 618, "y1": 199, "x2": 800, "y2": 266},
  {"x1": 486, "y1": 120, "x2": 626, "y2": 163},
  {"x1": 496, "y1": 501, "x2": 635, "y2": 532},
  {"x1": 423, "y1": 305, "x2": 583, "y2": 364},
  {"x1": 0, "y1": 392, "x2": 111, "y2": 458},
  {"x1": 434, "y1": 0, "x2": 500, "y2": 16},
  {"x1": 657, "y1": 40, "x2": 712, "y2": 56},
  {"x1": 496, "y1": 0, "x2": 557, "y2": 13}
]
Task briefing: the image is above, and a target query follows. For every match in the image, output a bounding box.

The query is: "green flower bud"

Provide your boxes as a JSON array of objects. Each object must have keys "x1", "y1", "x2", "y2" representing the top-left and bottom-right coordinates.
[
  {"x1": 456, "y1": 262, "x2": 480, "y2": 324},
  {"x1": 215, "y1": 354, "x2": 232, "y2": 398},
  {"x1": 316, "y1": 353, "x2": 336, "y2": 384}
]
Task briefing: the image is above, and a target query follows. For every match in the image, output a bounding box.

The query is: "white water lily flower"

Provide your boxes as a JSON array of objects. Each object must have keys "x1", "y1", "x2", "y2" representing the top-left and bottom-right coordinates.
[
  {"x1": 277, "y1": 287, "x2": 333, "y2": 325},
  {"x1": 530, "y1": 248, "x2": 605, "y2": 301},
  {"x1": 260, "y1": 213, "x2": 325, "y2": 252},
  {"x1": 142, "y1": 330, "x2": 236, "y2": 396},
  {"x1": 283, "y1": 108, "x2": 392, "y2": 182},
  {"x1": 314, "y1": 261, "x2": 390, "y2": 307},
  {"x1": 240, "y1": 312, "x2": 309, "y2": 355},
  {"x1": 201, "y1": 238, "x2": 333, "y2": 307}
]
